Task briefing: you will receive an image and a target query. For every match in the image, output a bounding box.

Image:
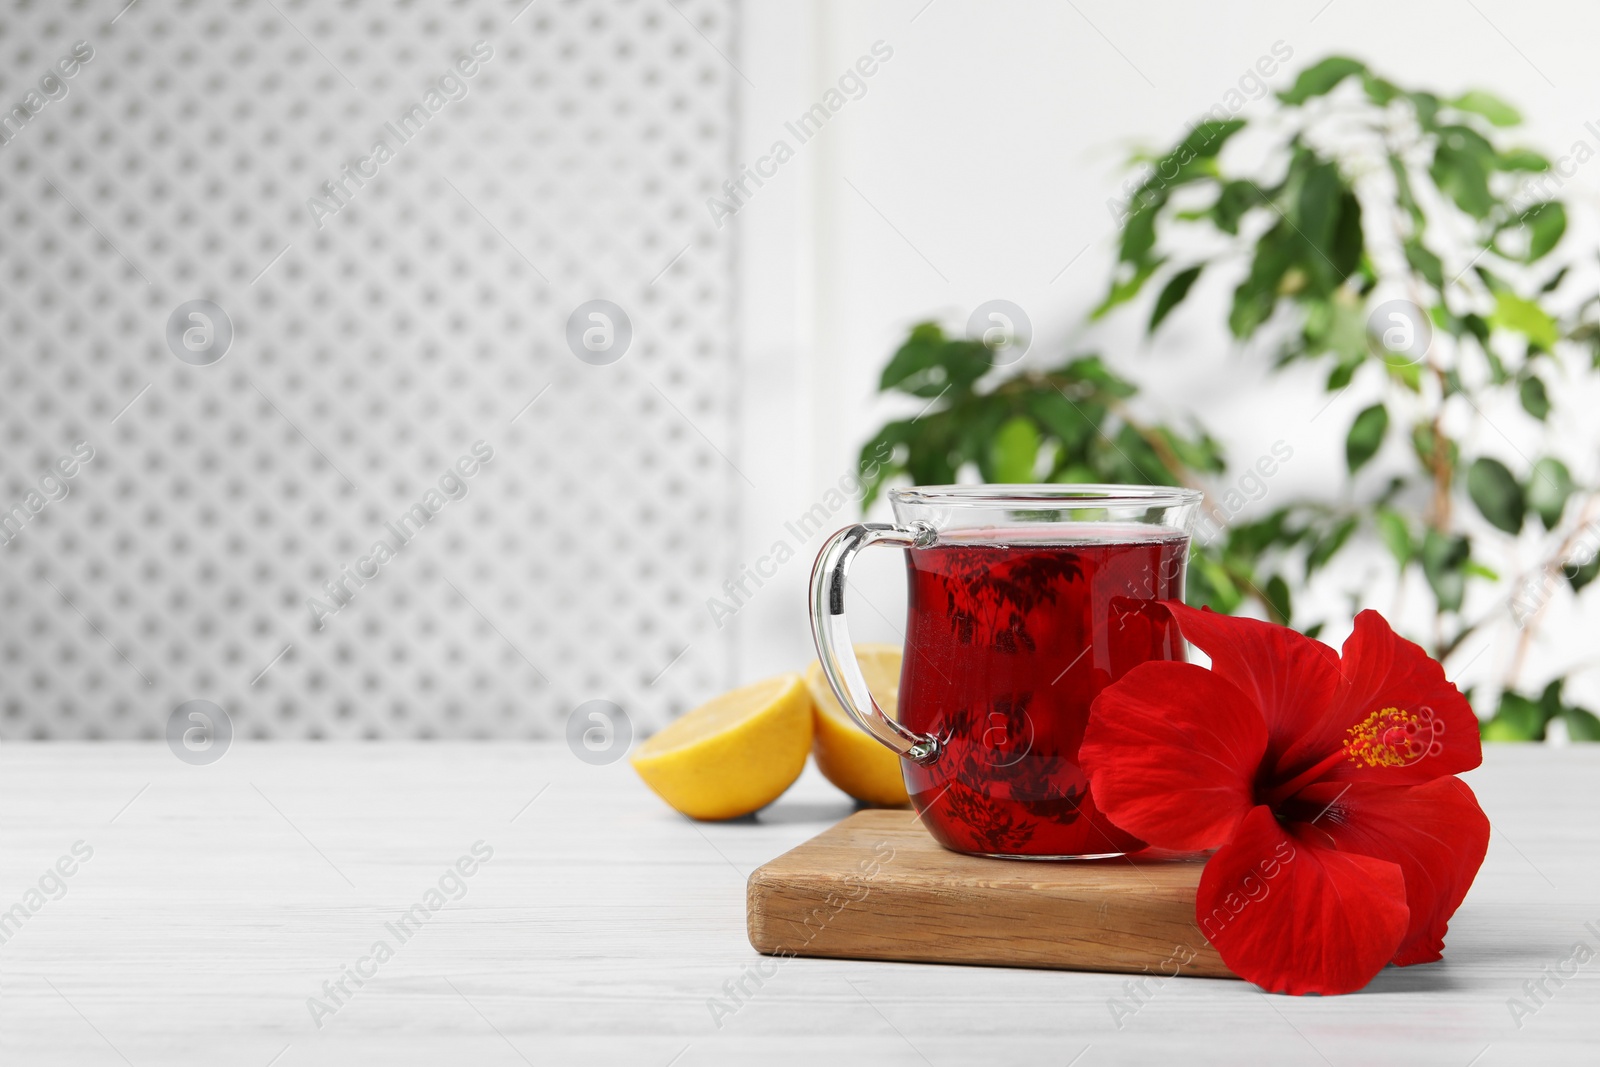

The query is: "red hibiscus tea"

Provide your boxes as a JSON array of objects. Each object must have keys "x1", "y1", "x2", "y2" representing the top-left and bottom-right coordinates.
[
  {"x1": 899, "y1": 530, "x2": 1188, "y2": 857},
  {"x1": 811, "y1": 486, "x2": 1200, "y2": 859}
]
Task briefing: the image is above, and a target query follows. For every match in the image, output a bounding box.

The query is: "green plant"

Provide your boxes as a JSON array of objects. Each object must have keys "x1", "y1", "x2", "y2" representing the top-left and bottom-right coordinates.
[
  {"x1": 860, "y1": 55, "x2": 1600, "y2": 739},
  {"x1": 855, "y1": 323, "x2": 1291, "y2": 625},
  {"x1": 857, "y1": 323, "x2": 1222, "y2": 498}
]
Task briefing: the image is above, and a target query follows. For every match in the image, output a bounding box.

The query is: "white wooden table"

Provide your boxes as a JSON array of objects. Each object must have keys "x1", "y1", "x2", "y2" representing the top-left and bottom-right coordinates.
[{"x1": 0, "y1": 742, "x2": 1593, "y2": 1066}]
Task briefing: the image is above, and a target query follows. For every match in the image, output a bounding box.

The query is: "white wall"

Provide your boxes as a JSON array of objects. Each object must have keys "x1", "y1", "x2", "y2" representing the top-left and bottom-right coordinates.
[
  {"x1": 0, "y1": 0, "x2": 743, "y2": 739},
  {"x1": 729, "y1": 0, "x2": 1600, "y2": 712}
]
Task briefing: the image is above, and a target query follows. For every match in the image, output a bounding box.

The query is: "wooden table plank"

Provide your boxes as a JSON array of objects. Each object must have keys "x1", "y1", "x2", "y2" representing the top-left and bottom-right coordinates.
[
  {"x1": 0, "y1": 742, "x2": 1593, "y2": 1065},
  {"x1": 748, "y1": 810, "x2": 1233, "y2": 976}
]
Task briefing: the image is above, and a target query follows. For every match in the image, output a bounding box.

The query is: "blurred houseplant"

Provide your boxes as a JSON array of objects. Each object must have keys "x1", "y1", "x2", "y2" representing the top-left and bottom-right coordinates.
[{"x1": 859, "y1": 57, "x2": 1600, "y2": 740}]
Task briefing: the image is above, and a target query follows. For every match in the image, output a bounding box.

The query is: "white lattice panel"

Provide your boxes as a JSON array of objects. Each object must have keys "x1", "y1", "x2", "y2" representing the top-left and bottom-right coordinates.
[{"x1": 0, "y1": 0, "x2": 739, "y2": 739}]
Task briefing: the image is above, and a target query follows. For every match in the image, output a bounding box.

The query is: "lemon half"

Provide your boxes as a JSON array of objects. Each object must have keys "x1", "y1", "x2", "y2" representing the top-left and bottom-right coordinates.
[
  {"x1": 805, "y1": 645, "x2": 910, "y2": 807},
  {"x1": 630, "y1": 673, "x2": 812, "y2": 820}
]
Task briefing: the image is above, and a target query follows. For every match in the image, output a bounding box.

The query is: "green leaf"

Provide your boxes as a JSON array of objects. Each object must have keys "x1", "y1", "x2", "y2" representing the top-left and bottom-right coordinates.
[
  {"x1": 1409, "y1": 91, "x2": 1440, "y2": 128},
  {"x1": 1467, "y1": 456, "x2": 1525, "y2": 534},
  {"x1": 989, "y1": 415, "x2": 1041, "y2": 482},
  {"x1": 1482, "y1": 691, "x2": 1548, "y2": 740},
  {"x1": 1094, "y1": 257, "x2": 1166, "y2": 320},
  {"x1": 1225, "y1": 508, "x2": 1300, "y2": 559},
  {"x1": 1389, "y1": 155, "x2": 1422, "y2": 225},
  {"x1": 1264, "y1": 574, "x2": 1292, "y2": 624},
  {"x1": 856, "y1": 420, "x2": 914, "y2": 507},
  {"x1": 879, "y1": 323, "x2": 991, "y2": 398},
  {"x1": 1278, "y1": 56, "x2": 1366, "y2": 104},
  {"x1": 954, "y1": 395, "x2": 1014, "y2": 480},
  {"x1": 1296, "y1": 161, "x2": 1343, "y2": 289},
  {"x1": 1462, "y1": 311, "x2": 1492, "y2": 346},
  {"x1": 1326, "y1": 349, "x2": 1362, "y2": 390},
  {"x1": 1490, "y1": 291, "x2": 1560, "y2": 351},
  {"x1": 1211, "y1": 181, "x2": 1258, "y2": 235},
  {"x1": 1177, "y1": 119, "x2": 1247, "y2": 160},
  {"x1": 1386, "y1": 357, "x2": 1423, "y2": 392},
  {"x1": 1527, "y1": 456, "x2": 1574, "y2": 529},
  {"x1": 1431, "y1": 126, "x2": 1496, "y2": 218},
  {"x1": 1330, "y1": 192, "x2": 1364, "y2": 285},
  {"x1": 1519, "y1": 374, "x2": 1550, "y2": 420},
  {"x1": 1051, "y1": 463, "x2": 1099, "y2": 485},
  {"x1": 1480, "y1": 718, "x2": 1530, "y2": 741},
  {"x1": 1497, "y1": 147, "x2": 1550, "y2": 172},
  {"x1": 1299, "y1": 295, "x2": 1333, "y2": 344},
  {"x1": 1408, "y1": 90, "x2": 1446, "y2": 127},
  {"x1": 1228, "y1": 222, "x2": 1297, "y2": 337},
  {"x1": 1058, "y1": 354, "x2": 1139, "y2": 399},
  {"x1": 1528, "y1": 202, "x2": 1566, "y2": 260},
  {"x1": 1404, "y1": 239, "x2": 1444, "y2": 291},
  {"x1": 902, "y1": 413, "x2": 959, "y2": 485},
  {"x1": 1362, "y1": 73, "x2": 1401, "y2": 106},
  {"x1": 1023, "y1": 389, "x2": 1098, "y2": 455},
  {"x1": 1432, "y1": 150, "x2": 1493, "y2": 218},
  {"x1": 1101, "y1": 424, "x2": 1174, "y2": 485},
  {"x1": 1115, "y1": 122, "x2": 1246, "y2": 264},
  {"x1": 1306, "y1": 515, "x2": 1358, "y2": 577},
  {"x1": 1120, "y1": 200, "x2": 1160, "y2": 265},
  {"x1": 1317, "y1": 300, "x2": 1369, "y2": 377},
  {"x1": 1497, "y1": 202, "x2": 1567, "y2": 265},
  {"x1": 1570, "y1": 554, "x2": 1600, "y2": 594},
  {"x1": 1578, "y1": 321, "x2": 1600, "y2": 369},
  {"x1": 878, "y1": 323, "x2": 944, "y2": 392},
  {"x1": 1187, "y1": 552, "x2": 1244, "y2": 615},
  {"x1": 1441, "y1": 122, "x2": 1497, "y2": 161},
  {"x1": 1155, "y1": 426, "x2": 1226, "y2": 475},
  {"x1": 1345, "y1": 403, "x2": 1389, "y2": 473},
  {"x1": 1421, "y1": 529, "x2": 1471, "y2": 612},
  {"x1": 1451, "y1": 89, "x2": 1522, "y2": 127},
  {"x1": 1375, "y1": 506, "x2": 1413, "y2": 566},
  {"x1": 1564, "y1": 706, "x2": 1600, "y2": 741},
  {"x1": 1411, "y1": 422, "x2": 1459, "y2": 472},
  {"x1": 1150, "y1": 265, "x2": 1203, "y2": 331}
]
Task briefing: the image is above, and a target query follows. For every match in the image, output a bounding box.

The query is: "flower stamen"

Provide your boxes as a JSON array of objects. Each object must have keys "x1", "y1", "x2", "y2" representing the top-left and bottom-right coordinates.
[
  {"x1": 1344, "y1": 706, "x2": 1444, "y2": 768},
  {"x1": 1264, "y1": 704, "x2": 1448, "y2": 806}
]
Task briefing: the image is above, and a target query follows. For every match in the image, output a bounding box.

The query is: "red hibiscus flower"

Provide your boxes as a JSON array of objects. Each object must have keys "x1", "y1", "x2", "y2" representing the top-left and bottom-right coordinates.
[{"x1": 1080, "y1": 602, "x2": 1491, "y2": 995}]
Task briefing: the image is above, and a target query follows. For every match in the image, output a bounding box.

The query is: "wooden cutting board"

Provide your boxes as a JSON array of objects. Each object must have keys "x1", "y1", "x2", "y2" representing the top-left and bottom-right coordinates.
[{"x1": 746, "y1": 808, "x2": 1235, "y2": 978}]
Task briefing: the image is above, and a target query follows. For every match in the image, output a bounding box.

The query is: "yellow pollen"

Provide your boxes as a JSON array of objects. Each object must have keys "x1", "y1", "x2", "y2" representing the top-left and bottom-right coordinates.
[{"x1": 1344, "y1": 706, "x2": 1444, "y2": 768}]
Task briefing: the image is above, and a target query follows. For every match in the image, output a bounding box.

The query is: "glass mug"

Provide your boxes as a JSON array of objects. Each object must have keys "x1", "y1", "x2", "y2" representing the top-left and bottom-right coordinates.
[{"x1": 809, "y1": 484, "x2": 1201, "y2": 859}]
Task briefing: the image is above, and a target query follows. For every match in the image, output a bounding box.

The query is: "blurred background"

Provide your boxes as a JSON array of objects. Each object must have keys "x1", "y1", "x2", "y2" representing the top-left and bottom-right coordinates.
[{"x1": 3, "y1": 0, "x2": 1597, "y2": 741}]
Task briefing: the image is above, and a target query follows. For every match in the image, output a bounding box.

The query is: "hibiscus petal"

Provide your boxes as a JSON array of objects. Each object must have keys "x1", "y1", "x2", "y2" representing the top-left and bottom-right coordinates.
[
  {"x1": 1163, "y1": 602, "x2": 1343, "y2": 778},
  {"x1": 1290, "y1": 776, "x2": 1490, "y2": 966},
  {"x1": 1081, "y1": 661, "x2": 1267, "y2": 850},
  {"x1": 1197, "y1": 805, "x2": 1409, "y2": 995},
  {"x1": 1284, "y1": 610, "x2": 1482, "y2": 786}
]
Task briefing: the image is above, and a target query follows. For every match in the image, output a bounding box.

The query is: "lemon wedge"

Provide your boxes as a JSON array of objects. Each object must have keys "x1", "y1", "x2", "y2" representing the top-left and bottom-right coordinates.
[
  {"x1": 630, "y1": 673, "x2": 812, "y2": 820},
  {"x1": 805, "y1": 645, "x2": 910, "y2": 807}
]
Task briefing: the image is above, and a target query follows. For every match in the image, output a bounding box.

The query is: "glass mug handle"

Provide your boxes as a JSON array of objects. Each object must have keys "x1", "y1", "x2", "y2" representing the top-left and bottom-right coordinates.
[{"x1": 809, "y1": 522, "x2": 941, "y2": 765}]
